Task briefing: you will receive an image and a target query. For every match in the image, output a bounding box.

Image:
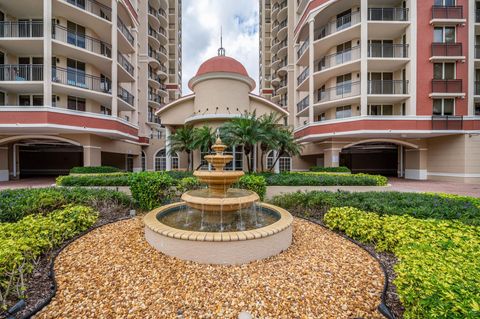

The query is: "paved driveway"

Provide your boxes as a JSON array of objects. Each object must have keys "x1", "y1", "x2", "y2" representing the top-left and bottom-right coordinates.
[{"x1": 0, "y1": 177, "x2": 56, "y2": 190}]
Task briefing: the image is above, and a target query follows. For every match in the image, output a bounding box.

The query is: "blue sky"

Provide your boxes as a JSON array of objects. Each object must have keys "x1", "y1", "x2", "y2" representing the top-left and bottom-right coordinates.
[{"x1": 182, "y1": 0, "x2": 259, "y2": 94}]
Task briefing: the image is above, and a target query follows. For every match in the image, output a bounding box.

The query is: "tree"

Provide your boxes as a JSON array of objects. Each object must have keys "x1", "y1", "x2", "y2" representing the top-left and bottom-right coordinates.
[
  {"x1": 268, "y1": 127, "x2": 303, "y2": 172},
  {"x1": 258, "y1": 112, "x2": 284, "y2": 172},
  {"x1": 168, "y1": 125, "x2": 197, "y2": 171},
  {"x1": 192, "y1": 126, "x2": 216, "y2": 170}
]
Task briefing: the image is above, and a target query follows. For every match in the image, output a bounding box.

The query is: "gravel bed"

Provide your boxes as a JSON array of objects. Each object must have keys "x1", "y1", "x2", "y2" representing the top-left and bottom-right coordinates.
[{"x1": 35, "y1": 218, "x2": 384, "y2": 318}]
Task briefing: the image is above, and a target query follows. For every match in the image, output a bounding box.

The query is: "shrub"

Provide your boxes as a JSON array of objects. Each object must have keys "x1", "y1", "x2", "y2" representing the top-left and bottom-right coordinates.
[
  {"x1": 324, "y1": 207, "x2": 480, "y2": 319},
  {"x1": 0, "y1": 205, "x2": 98, "y2": 308},
  {"x1": 269, "y1": 191, "x2": 480, "y2": 225},
  {"x1": 166, "y1": 171, "x2": 194, "y2": 179},
  {"x1": 235, "y1": 175, "x2": 267, "y2": 200},
  {"x1": 56, "y1": 173, "x2": 131, "y2": 186},
  {"x1": 69, "y1": 166, "x2": 122, "y2": 174},
  {"x1": 309, "y1": 166, "x2": 351, "y2": 173},
  {"x1": 177, "y1": 177, "x2": 202, "y2": 193},
  {"x1": 129, "y1": 172, "x2": 176, "y2": 210},
  {"x1": 259, "y1": 172, "x2": 387, "y2": 186},
  {"x1": 0, "y1": 188, "x2": 132, "y2": 223}
]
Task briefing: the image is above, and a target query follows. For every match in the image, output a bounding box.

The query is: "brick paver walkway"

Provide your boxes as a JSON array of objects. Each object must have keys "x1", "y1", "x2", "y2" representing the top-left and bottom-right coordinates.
[{"x1": 0, "y1": 177, "x2": 56, "y2": 190}]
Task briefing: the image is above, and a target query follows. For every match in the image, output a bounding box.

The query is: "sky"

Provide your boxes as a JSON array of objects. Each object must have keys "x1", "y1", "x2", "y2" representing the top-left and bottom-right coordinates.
[{"x1": 182, "y1": 0, "x2": 259, "y2": 94}]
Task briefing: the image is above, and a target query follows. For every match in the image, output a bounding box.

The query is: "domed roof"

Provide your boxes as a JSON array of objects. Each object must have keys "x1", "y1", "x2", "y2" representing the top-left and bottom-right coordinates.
[{"x1": 195, "y1": 56, "x2": 249, "y2": 77}]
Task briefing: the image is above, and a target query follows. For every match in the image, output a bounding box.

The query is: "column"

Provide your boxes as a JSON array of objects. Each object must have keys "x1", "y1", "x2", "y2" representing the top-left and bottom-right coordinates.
[
  {"x1": 0, "y1": 147, "x2": 9, "y2": 181},
  {"x1": 111, "y1": 0, "x2": 118, "y2": 117},
  {"x1": 132, "y1": 27, "x2": 139, "y2": 124},
  {"x1": 324, "y1": 148, "x2": 341, "y2": 167},
  {"x1": 43, "y1": 0, "x2": 52, "y2": 106},
  {"x1": 83, "y1": 146, "x2": 102, "y2": 167},
  {"x1": 360, "y1": 0, "x2": 368, "y2": 116},
  {"x1": 468, "y1": 0, "x2": 475, "y2": 116},
  {"x1": 273, "y1": 150, "x2": 280, "y2": 174},
  {"x1": 308, "y1": 19, "x2": 315, "y2": 124},
  {"x1": 132, "y1": 154, "x2": 142, "y2": 172},
  {"x1": 165, "y1": 127, "x2": 172, "y2": 171},
  {"x1": 404, "y1": 148, "x2": 428, "y2": 180}
]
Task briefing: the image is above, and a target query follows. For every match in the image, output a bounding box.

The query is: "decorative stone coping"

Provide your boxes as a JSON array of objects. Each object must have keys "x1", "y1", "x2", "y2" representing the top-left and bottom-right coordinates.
[
  {"x1": 143, "y1": 202, "x2": 293, "y2": 242},
  {"x1": 181, "y1": 190, "x2": 260, "y2": 212}
]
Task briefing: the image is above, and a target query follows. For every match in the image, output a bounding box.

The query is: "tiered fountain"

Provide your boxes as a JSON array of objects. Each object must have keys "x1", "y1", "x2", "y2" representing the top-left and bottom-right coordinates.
[{"x1": 144, "y1": 134, "x2": 293, "y2": 265}]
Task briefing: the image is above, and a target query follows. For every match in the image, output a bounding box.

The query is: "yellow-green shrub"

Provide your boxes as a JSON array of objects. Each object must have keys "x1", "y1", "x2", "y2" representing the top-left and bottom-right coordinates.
[{"x1": 325, "y1": 207, "x2": 480, "y2": 319}]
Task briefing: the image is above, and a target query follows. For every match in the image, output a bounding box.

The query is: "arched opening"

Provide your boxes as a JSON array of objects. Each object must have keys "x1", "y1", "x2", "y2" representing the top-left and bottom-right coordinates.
[
  {"x1": 266, "y1": 151, "x2": 292, "y2": 172},
  {"x1": 141, "y1": 151, "x2": 146, "y2": 171},
  {"x1": 154, "y1": 149, "x2": 179, "y2": 171}
]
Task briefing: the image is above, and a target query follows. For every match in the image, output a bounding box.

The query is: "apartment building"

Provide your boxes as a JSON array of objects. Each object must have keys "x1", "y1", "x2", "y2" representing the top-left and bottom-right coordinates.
[
  {"x1": 260, "y1": 0, "x2": 480, "y2": 182},
  {"x1": 0, "y1": 0, "x2": 182, "y2": 180}
]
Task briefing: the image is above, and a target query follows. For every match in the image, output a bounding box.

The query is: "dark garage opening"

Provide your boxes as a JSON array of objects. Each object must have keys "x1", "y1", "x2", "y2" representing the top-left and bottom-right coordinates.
[
  {"x1": 18, "y1": 140, "x2": 83, "y2": 177},
  {"x1": 340, "y1": 142, "x2": 398, "y2": 176}
]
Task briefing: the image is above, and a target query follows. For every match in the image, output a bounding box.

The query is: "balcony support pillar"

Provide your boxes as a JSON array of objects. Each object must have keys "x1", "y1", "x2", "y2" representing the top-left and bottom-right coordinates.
[
  {"x1": 132, "y1": 28, "x2": 139, "y2": 124},
  {"x1": 165, "y1": 127, "x2": 172, "y2": 171},
  {"x1": 0, "y1": 147, "x2": 9, "y2": 182},
  {"x1": 324, "y1": 148, "x2": 341, "y2": 168},
  {"x1": 43, "y1": 0, "x2": 52, "y2": 106},
  {"x1": 468, "y1": 0, "x2": 475, "y2": 116},
  {"x1": 360, "y1": 0, "x2": 368, "y2": 116},
  {"x1": 308, "y1": 18, "x2": 314, "y2": 124},
  {"x1": 83, "y1": 146, "x2": 102, "y2": 167},
  {"x1": 405, "y1": 148, "x2": 428, "y2": 180},
  {"x1": 111, "y1": 0, "x2": 118, "y2": 117}
]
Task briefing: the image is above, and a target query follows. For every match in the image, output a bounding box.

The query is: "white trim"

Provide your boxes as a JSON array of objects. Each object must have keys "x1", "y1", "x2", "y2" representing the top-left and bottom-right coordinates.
[
  {"x1": 342, "y1": 139, "x2": 420, "y2": 150},
  {"x1": 0, "y1": 135, "x2": 82, "y2": 146},
  {"x1": 405, "y1": 169, "x2": 427, "y2": 180},
  {"x1": 83, "y1": 145, "x2": 101, "y2": 149},
  {"x1": 428, "y1": 172, "x2": 480, "y2": 178},
  {"x1": 188, "y1": 72, "x2": 256, "y2": 91}
]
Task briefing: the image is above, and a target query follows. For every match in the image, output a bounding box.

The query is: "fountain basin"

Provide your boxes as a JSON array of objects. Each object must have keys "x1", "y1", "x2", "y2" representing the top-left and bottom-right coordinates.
[
  {"x1": 193, "y1": 170, "x2": 244, "y2": 194},
  {"x1": 144, "y1": 202, "x2": 293, "y2": 265},
  {"x1": 181, "y1": 188, "x2": 259, "y2": 212}
]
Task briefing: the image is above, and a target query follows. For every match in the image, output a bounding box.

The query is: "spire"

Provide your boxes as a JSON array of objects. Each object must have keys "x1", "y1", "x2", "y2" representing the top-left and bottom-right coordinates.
[{"x1": 218, "y1": 26, "x2": 225, "y2": 56}]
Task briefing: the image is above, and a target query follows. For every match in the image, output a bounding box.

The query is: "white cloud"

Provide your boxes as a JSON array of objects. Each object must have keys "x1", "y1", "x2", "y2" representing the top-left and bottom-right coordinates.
[{"x1": 181, "y1": 0, "x2": 259, "y2": 94}]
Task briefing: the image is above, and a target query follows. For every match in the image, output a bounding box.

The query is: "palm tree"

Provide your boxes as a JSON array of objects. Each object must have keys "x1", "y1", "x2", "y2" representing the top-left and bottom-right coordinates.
[
  {"x1": 168, "y1": 125, "x2": 197, "y2": 171},
  {"x1": 192, "y1": 126, "x2": 216, "y2": 170},
  {"x1": 268, "y1": 127, "x2": 303, "y2": 172},
  {"x1": 258, "y1": 112, "x2": 284, "y2": 171}
]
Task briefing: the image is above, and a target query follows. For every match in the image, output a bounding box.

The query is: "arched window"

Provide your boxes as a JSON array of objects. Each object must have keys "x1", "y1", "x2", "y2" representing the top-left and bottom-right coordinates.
[
  {"x1": 155, "y1": 149, "x2": 179, "y2": 171},
  {"x1": 141, "y1": 151, "x2": 146, "y2": 171},
  {"x1": 266, "y1": 151, "x2": 291, "y2": 172}
]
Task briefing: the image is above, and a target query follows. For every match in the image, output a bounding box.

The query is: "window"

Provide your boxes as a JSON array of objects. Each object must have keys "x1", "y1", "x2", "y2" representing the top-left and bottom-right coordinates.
[
  {"x1": 317, "y1": 112, "x2": 326, "y2": 122},
  {"x1": 100, "y1": 105, "x2": 111, "y2": 115},
  {"x1": 475, "y1": 103, "x2": 480, "y2": 116},
  {"x1": 32, "y1": 95, "x2": 43, "y2": 106},
  {"x1": 336, "y1": 74, "x2": 352, "y2": 95},
  {"x1": 0, "y1": 92, "x2": 5, "y2": 106},
  {"x1": 336, "y1": 105, "x2": 352, "y2": 119},
  {"x1": 141, "y1": 152, "x2": 146, "y2": 171},
  {"x1": 369, "y1": 72, "x2": 393, "y2": 94},
  {"x1": 67, "y1": 21, "x2": 86, "y2": 49},
  {"x1": 434, "y1": 0, "x2": 456, "y2": 6},
  {"x1": 434, "y1": 27, "x2": 456, "y2": 43},
  {"x1": 433, "y1": 98, "x2": 454, "y2": 115},
  {"x1": 67, "y1": 58, "x2": 86, "y2": 88},
  {"x1": 67, "y1": 96, "x2": 86, "y2": 111},
  {"x1": 266, "y1": 151, "x2": 291, "y2": 172},
  {"x1": 336, "y1": 41, "x2": 352, "y2": 64},
  {"x1": 368, "y1": 40, "x2": 393, "y2": 58},
  {"x1": 368, "y1": 105, "x2": 393, "y2": 115},
  {"x1": 434, "y1": 63, "x2": 455, "y2": 80},
  {"x1": 154, "y1": 149, "x2": 179, "y2": 171},
  {"x1": 19, "y1": 95, "x2": 31, "y2": 106},
  {"x1": 223, "y1": 145, "x2": 243, "y2": 171},
  {"x1": 336, "y1": 9, "x2": 352, "y2": 31}
]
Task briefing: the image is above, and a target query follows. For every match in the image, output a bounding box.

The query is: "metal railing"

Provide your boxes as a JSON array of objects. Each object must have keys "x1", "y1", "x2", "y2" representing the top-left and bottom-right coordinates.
[
  {"x1": 477, "y1": 9, "x2": 480, "y2": 23},
  {"x1": 159, "y1": 45, "x2": 167, "y2": 55},
  {"x1": 475, "y1": 81, "x2": 480, "y2": 96},
  {"x1": 297, "y1": 96, "x2": 309, "y2": 113},
  {"x1": 0, "y1": 64, "x2": 43, "y2": 81},
  {"x1": 297, "y1": 68, "x2": 309, "y2": 84},
  {"x1": 64, "y1": 0, "x2": 111, "y2": 21},
  {"x1": 368, "y1": 8, "x2": 409, "y2": 21},
  {"x1": 476, "y1": 45, "x2": 480, "y2": 59},
  {"x1": 148, "y1": 27, "x2": 160, "y2": 42},
  {"x1": 158, "y1": 8, "x2": 167, "y2": 19},
  {"x1": 432, "y1": 5, "x2": 463, "y2": 19},
  {"x1": 148, "y1": 113, "x2": 161, "y2": 124},
  {"x1": 317, "y1": 81, "x2": 361, "y2": 103},
  {"x1": 315, "y1": 11, "x2": 360, "y2": 41},
  {"x1": 274, "y1": 20, "x2": 288, "y2": 32},
  {"x1": 118, "y1": 86, "x2": 134, "y2": 106},
  {"x1": 0, "y1": 21, "x2": 43, "y2": 37},
  {"x1": 431, "y1": 79, "x2": 462, "y2": 93},
  {"x1": 432, "y1": 115, "x2": 463, "y2": 130},
  {"x1": 148, "y1": 92, "x2": 162, "y2": 104},
  {"x1": 117, "y1": 18, "x2": 134, "y2": 46},
  {"x1": 317, "y1": 46, "x2": 360, "y2": 72},
  {"x1": 278, "y1": 78, "x2": 287, "y2": 88},
  {"x1": 52, "y1": 66, "x2": 111, "y2": 93},
  {"x1": 118, "y1": 52, "x2": 134, "y2": 76},
  {"x1": 297, "y1": 39, "x2": 309, "y2": 58},
  {"x1": 53, "y1": 24, "x2": 111, "y2": 58},
  {"x1": 368, "y1": 80, "x2": 409, "y2": 94},
  {"x1": 368, "y1": 43, "x2": 409, "y2": 58},
  {"x1": 431, "y1": 42, "x2": 462, "y2": 56},
  {"x1": 273, "y1": 0, "x2": 287, "y2": 12}
]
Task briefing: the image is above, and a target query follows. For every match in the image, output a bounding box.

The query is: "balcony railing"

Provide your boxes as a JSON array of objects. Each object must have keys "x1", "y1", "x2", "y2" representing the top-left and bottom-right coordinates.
[
  {"x1": 477, "y1": 9, "x2": 480, "y2": 23},
  {"x1": 52, "y1": 66, "x2": 111, "y2": 94},
  {"x1": 117, "y1": 52, "x2": 134, "y2": 76},
  {"x1": 297, "y1": 96, "x2": 309, "y2": 113},
  {"x1": 0, "y1": 64, "x2": 43, "y2": 81},
  {"x1": 368, "y1": 80, "x2": 409, "y2": 94},
  {"x1": 117, "y1": 18, "x2": 134, "y2": 46},
  {"x1": 432, "y1": 115, "x2": 463, "y2": 130},
  {"x1": 0, "y1": 21, "x2": 43, "y2": 38},
  {"x1": 431, "y1": 42, "x2": 462, "y2": 57},
  {"x1": 148, "y1": 92, "x2": 162, "y2": 104},
  {"x1": 148, "y1": 27, "x2": 160, "y2": 42},
  {"x1": 118, "y1": 86, "x2": 134, "y2": 106},
  {"x1": 297, "y1": 40, "x2": 309, "y2": 59},
  {"x1": 64, "y1": 0, "x2": 111, "y2": 21},
  {"x1": 368, "y1": 8, "x2": 409, "y2": 21},
  {"x1": 272, "y1": 0, "x2": 287, "y2": 12},
  {"x1": 148, "y1": 113, "x2": 161, "y2": 124},
  {"x1": 317, "y1": 81, "x2": 361, "y2": 103},
  {"x1": 432, "y1": 5, "x2": 463, "y2": 19},
  {"x1": 317, "y1": 46, "x2": 360, "y2": 72},
  {"x1": 297, "y1": 68, "x2": 309, "y2": 84},
  {"x1": 431, "y1": 79, "x2": 462, "y2": 93},
  {"x1": 368, "y1": 43, "x2": 409, "y2": 58},
  {"x1": 315, "y1": 11, "x2": 360, "y2": 41},
  {"x1": 158, "y1": 8, "x2": 167, "y2": 19},
  {"x1": 475, "y1": 81, "x2": 480, "y2": 95},
  {"x1": 476, "y1": 45, "x2": 480, "y2": 59},
  {"x1": 53, "y1": 24, "x2": 111, "y2": 58}
]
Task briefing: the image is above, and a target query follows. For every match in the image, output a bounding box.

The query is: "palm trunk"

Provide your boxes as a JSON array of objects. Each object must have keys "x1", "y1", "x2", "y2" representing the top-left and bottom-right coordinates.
[{"x1": 268, "y1": 150, "x2": 284, "y2": 173}]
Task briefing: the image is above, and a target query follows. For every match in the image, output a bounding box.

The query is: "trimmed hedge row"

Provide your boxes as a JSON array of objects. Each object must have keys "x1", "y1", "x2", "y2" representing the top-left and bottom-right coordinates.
[
  {"x1": 70, "y1": 166, "x2": 122, "y2": 174},
  {"x1": 259, "y1": 172, "x2": 388, "y2": 186},
  {"x1": 309, "y1": 166, "x2": 351, "y2": 173},
  {"x1": 0, "y1": 205, "x2": 98, "y2": 308},
  {"x1": 269, "y1": 191, "x2": 480, "y2": 225},
  {"x1": 325, "y1": 207, "x2": 480, "y2": 319},
  {"x1": 57, "y1": 173, "x2": 130, "y2": 186}
]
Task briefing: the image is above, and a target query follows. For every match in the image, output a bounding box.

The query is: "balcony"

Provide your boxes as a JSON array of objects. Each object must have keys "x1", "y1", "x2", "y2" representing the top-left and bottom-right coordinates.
[
  {"x1": 431, "y1": 5, "x2": 464, "y2": 21},
  {"x1": 431, "y1": 79, "x2": 463, "y2": 96},
  {"x1": 117, "y1": 52, "x2": 134, "y2": 78},
  {"x1": 475, "y1": 81, "x2": 480, "y2": 96},
  {"x1": 296, "y1": 96, "x2": 309, "y2": 114},
  {"x1": 52, "y1": 66, "x2": 111, "y2": 94},
  {"x1": 0, "y1": 64, "x2": 43, "y2": 81},
  {"x1": 432, "y1": 115, "x2": 463, "y2": 130},
  {"x1": 476, "y1": 45, "x2": 480, "y2": 60},
  {"x1": 477, "y1": 9, "x2": 480, "y2": 23},
  {"x1": 317, "y1": 81, "x2": 361, "y2": 105},
  {"x1": 315, "y1": 11, "x2": 360, "y2": 41},
  {"x1": 148, "y1": 113, "x2": 162, "y2": 125},
  {"x1": 368, "y1": 43, "x2": 408, "y2": 58},
  {"x1": 0, "y1": 21, "x2": 44, "y2": 38},
  {"x1": 297, "y1": 39, "x2": 309, "y2": 60},
  {"x1": 297, "y1": 68, "x2": 309, "y2": 85},
  {"x1": 61, "y1": 0, "x2": 112, "y2": 22},
  {"x1": 431, "y1": 43, "x2": 463, "y2": 61},
  {"x1": 368, "y1": 8, "x2": 409, "y2": 21},
  {"x1": 117, "y1": 18, "x2": 134, "y2": 51},
  {"x1": 148, "y1": 92, "x2": 163, "y2": 107},
  {"x1": 117, "y1": 86, "x2": 134, "y2": 108},
  {"x1": 52, "y1": 24, "x2": 111, "y2": 58},
  {"x1": 368, "y1": 80, "x2": 409, "y2": 95},
  {"x1": 318, "y1": 46, "x2": 361, "y2": 72}
]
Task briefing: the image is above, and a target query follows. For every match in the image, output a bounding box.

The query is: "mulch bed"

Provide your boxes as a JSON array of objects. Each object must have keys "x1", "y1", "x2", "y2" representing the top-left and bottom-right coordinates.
[{"x1": 34, "y1": 218, "x2": 385, "y2": 319}]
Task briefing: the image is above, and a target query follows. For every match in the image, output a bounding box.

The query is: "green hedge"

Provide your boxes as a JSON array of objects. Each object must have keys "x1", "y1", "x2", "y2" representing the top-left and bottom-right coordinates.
[
  {"x1": 129, "y1": 172, "x2": 177, "y2": 211},
  {"x1": 0, "y1": 205, "x2": 98, "y2": 308},
  {"x1": 235, "y1": 175, "x2": 267, "y2": 200},
  {"x1": 259, "y1": 172, "x2": 388, "y2": 186},
  {"x1": 325, "y1": 207, "x2": 480, "y2": 319},
  {"x1": 269, "y1": 191, "x2": 480, "y2": 225},
  {"x1": 0, "y1": 187, "x2": 132, "y2": 223},
  {"x1": 70, "y1": 166, "x2": 122, "y2": 174},
  {"x1": 57, "y1": 173, "x2": 131, "y2": 186},
  {"x1": 309, "y1": 166, "x2": 351, "y2": 173}
]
